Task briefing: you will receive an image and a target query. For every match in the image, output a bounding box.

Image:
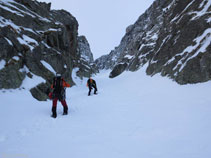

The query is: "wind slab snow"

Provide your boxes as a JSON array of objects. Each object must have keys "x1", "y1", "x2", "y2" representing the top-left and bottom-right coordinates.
[{"x1": 0, "y1": 68, "x2": 211, "y2": 158}]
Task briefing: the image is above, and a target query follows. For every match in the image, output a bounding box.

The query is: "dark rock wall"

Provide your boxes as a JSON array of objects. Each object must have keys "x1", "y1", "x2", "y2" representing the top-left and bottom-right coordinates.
[
  {"x1": 96, "y1": 0, "x2": 211, "y2": 84},
  {"x1": 0, "y1": 0, "x2": 97, "y2": 100},
  {"x1": 75, "y1": 35, "x2": 99, "y2": 78}
]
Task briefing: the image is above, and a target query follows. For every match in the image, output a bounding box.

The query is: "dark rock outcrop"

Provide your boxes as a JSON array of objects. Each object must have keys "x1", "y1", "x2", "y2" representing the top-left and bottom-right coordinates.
[
  {"x1": 75, "y1": 35, "x2": 98, "y2": 78},
  {"x1": 96, "y1": 0, "x2": 211, "y2": 84},
  {"x1": 78, "y1": 35, "x2": 94, "y2": 64},
  {"x1": 0, "y1": 0, "x2": 97, "y2": 100}
]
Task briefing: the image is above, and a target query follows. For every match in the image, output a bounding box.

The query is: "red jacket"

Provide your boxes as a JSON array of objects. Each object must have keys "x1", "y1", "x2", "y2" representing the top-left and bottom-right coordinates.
[
  {"x1": 51, "y1": 79, "x2": 70, "y2": 89},
  {"x1": 49, "y1": 79, "x2": 70, "y2": 99}
]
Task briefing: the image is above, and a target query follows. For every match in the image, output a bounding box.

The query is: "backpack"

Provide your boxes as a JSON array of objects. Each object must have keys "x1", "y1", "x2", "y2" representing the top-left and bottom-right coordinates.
[
  {"x1": 52, "y1": 76, "x2": 66, "y2": 100},
  {"x1": 53, "y1": 76, "x2": 63, "y2": 94}
]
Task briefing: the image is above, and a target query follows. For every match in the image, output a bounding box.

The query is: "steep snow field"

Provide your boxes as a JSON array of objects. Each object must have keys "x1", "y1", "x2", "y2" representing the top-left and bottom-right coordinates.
[{"x1": 1, "y1": 68, "x2": 211, "y2": 158}]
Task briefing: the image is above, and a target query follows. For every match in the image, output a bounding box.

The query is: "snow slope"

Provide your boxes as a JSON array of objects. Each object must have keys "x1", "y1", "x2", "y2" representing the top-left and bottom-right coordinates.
[{"x1": 0, "y1": 68, "x2": 211, "y2": 158}]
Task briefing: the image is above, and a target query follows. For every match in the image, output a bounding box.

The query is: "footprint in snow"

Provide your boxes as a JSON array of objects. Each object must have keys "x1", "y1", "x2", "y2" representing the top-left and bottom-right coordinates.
[
  {"x1": 17, "y1": 129, "x2": 28, "y2": 137},
  {"x1": 0, "y1": 135, "x2": 7, "y2": 142}
]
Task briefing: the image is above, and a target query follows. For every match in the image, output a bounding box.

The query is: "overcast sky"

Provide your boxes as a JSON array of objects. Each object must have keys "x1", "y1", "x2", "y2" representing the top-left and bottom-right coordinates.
[{"x1": 37, "y1": 0, "x2": 155, "y2": 59}]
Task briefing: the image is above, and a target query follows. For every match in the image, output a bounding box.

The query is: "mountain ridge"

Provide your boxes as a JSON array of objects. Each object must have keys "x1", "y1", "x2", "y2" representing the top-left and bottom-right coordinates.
[{"x1": 95, "y1": 0, "x2": 211, "y2": 84}]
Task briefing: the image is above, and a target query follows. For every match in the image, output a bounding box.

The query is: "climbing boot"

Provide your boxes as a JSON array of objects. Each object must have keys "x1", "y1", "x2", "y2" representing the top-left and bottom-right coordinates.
[
  {"x1": 51, "y1": 107, "x2": 57, "y2": 118},
  {"x1": 63, "y1": 106, "x2": 68, "y2": 115}
]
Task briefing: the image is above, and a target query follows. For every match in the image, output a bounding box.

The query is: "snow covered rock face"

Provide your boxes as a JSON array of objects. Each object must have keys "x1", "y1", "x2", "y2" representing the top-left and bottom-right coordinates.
[
  {"x1": 78, "y1": 36, "x2": 94, "y2": 64},
  {"x1": 0, "y1": 0, "x2": 96, "y2": 100},
  {"x1": 76, "y1": 36, "x2": 98, "y2": 78},
  {"x1": 96, "y1": 0, "x2": 211, "y2": 84}
]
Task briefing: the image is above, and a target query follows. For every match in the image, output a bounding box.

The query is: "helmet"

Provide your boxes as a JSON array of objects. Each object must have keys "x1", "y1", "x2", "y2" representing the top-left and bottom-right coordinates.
[{"x1": 56, "y1": 73, "x2": 62, "y2": 77}]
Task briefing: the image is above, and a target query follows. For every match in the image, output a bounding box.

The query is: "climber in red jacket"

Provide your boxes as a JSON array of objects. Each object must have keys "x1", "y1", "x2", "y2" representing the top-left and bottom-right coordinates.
[{"x1": 50, "y1": 74, "x2": 70, "y2": 118}]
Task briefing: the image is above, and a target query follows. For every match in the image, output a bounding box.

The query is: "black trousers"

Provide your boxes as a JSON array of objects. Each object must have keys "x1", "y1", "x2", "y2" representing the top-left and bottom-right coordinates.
[{"x1": 88, "y1": 85, "x2": 97, "y2": 95}]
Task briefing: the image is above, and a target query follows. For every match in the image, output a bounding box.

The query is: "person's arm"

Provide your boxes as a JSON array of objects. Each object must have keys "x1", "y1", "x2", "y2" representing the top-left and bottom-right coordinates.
[
  {"x1": 86, "y1": 79, "x2": 89, "y2": 87},
  {"x1": 93, "y1": 80, "x2": 97, "y2": 86},
  {"x1": 63, "y1": 81, "x2": 70, "y2": 87}
]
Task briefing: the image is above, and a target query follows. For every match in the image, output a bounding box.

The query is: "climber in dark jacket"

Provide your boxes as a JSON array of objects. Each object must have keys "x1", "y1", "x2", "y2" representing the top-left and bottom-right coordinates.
[{"x1": 86, "y1": 77, "x2": 97, "y2": 96}]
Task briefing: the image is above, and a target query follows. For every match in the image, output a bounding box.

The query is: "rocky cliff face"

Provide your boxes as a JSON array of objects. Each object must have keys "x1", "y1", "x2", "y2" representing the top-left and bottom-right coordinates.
[
  {"x1": 96, "y1": 0, "x2": 211, "y2": 84},
  {"x1": 0, "y1": 0, "x2": 96, "y2": 100},
  {"x1": 76, "y1": 35, "x2": 98, "y2": 78}
]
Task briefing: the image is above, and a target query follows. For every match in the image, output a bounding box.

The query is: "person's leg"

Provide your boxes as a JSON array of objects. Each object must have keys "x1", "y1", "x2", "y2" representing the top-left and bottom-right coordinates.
[
  {"x1": 88, "y1": 86, "x2": 92, "y2": 96},
  {"x1": 52, "y1": 98, "x2": 58, "y2": 118},
  {"x1": 61, "y1": 100, "x2": 68, "y2": 115},
  {"x1": 94, "y1": 85, "x2": 97, "y2": 94}
]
